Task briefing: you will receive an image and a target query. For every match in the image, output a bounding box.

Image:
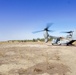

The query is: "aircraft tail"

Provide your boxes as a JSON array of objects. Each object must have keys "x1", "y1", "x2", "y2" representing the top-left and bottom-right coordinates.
[
  {"x1": 72, "y1": 30, "x2": 76, "y2": 40},
  {"x1": 66, "y1": 40, "x2": 76, "y2": 45}
]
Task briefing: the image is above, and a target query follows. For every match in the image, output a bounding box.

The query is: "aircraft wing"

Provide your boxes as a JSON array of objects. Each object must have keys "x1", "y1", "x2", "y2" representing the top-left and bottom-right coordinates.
[{"x1": 49, "y1": 35, "x2": 63, "y2": 39}]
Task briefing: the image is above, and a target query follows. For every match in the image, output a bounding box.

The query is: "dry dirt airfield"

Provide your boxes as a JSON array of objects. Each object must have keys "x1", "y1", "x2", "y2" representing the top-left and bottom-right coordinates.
[{"x1": 0, "y1": 42, "x2": 76, "y2": 75}]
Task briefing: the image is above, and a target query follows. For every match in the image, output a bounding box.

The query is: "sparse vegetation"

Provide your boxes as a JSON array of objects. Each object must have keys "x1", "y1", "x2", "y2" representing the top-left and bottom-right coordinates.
[{"x1": 7, "y1": 37, "x2": 53, "y2": 43}]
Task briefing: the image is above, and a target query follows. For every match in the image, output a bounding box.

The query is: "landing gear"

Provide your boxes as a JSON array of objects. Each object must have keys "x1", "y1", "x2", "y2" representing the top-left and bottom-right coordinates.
[
  {"x1": 66, "y1": 43, "x2": 73, "y2": 46},
  {"x1": 66, "y1": 44, "x2": 69, "y2": 46},
  {"x1": 52, "y1": 43, "x2": 54, "y2": 45}
]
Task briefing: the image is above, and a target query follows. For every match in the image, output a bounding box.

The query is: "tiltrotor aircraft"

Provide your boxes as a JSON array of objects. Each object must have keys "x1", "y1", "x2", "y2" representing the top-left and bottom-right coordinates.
[
  {"x1": 51, "y1": 30, "x2": 76, "y2": 45},
  {"x1": 33, "y1": 23, "x2": 76, "y2": 46}
]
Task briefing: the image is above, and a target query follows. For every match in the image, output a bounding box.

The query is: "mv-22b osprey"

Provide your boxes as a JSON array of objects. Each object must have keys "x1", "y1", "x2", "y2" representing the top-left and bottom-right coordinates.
[{"x1": 33, "y1": 23, "x2": 76, "y2": 46}]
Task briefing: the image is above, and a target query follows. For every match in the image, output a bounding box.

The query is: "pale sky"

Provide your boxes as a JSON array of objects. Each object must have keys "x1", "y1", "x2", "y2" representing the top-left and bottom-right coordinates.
[{"x1": 0, "y1": 0, "x2": 76, "y2": 41}]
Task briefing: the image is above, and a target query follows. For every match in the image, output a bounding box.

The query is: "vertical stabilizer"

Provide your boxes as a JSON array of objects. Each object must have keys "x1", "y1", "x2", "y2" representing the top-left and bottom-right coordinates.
[{"x1": 72, "y1": 30, "x2": 76, "y2": 40}]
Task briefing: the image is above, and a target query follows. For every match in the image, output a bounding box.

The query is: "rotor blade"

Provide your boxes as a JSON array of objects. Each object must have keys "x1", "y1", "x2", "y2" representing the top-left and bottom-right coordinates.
[
  {"x1": 61, "y1": 31, "x2": 73, "y2": 33},
  {"x1": 32, "y1": 30, "x2": 44, "y2": 33},
  {"x1": 46, "y1": 23, "x2": 53, "y2": 29},
  {"x1": 48, "y1": 30, "x2": 54, "y2": 32}
]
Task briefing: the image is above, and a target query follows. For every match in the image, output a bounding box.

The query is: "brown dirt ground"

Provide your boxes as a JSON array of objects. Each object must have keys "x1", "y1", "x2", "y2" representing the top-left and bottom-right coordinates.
[{"x1": 0, "y1": 42, "x2": 76, "y2": 75}]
